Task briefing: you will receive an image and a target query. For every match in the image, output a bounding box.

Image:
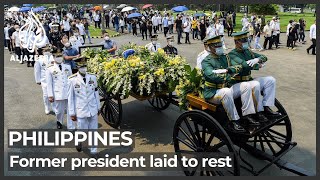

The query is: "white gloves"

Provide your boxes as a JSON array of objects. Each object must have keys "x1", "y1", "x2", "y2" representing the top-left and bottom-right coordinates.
[
  {"x1": 212, "y1": 69, "x2": 228, "y2": 74},
  {"x1": 246, "y1": 58, "x2": 260, "y2": 67}
]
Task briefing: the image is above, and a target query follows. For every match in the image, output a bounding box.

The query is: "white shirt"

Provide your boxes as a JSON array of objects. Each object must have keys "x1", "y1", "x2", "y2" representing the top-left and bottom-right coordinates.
[
  {"x1": 241, "y1": 17, "x2": 248, "y2": 27},
  {"x1": 119, "y1": 19, "x2": 125, "y2": 26},
  {"x1": 216, "y1": 23, "x2": 224, "y2": 35},
  {"x1": 11, "y1": 31, "x2": 20, "y2": 47},
  {"x1": 46, "y1": 63, "x2": 72, "y2": 100},
  {"x1": 76, "y1": 23, "x2": 85, "y2": 35},
  {"x1": 152, "y1": 16, "x2": 158, "y2": 26},
  {"x1": 69, "y1": 35, "x2": 84, "y2": 52},
  {"x1": 286, "y1": 23, "x2": 292, "y2": 36},
  {"x1": 168, "y1": 16, "x2": 174, "y2": 25},
  {"x1": 61, "y1": 19, "x2": 70, "y2": 31},
  {"x1": 67, "y1": 72, "x2": 100, "y2": 118},
  {"x1": 145, "y1": 42, "x2": 161, "y2": 52},
  {"x1": 310, "y1": 24, "x2": 316, "y2": 39},
  {"x1": 183, "y1": 21, "x2": 191, "y2": 33},
  {"x1": 34, "y1": 53, "x2": 54, "y2": 85},
  {"x1": 4, "y1": 27, "x2": 10, "y2": 39},
  {"x1": 206, "y1": 25, "x2": 217, "y2": 37},
  {"x1": 157, "y1": 16, "x2": 162, "y2": 24},
  {"x1": 196, "y1": 50, "x2": 210, "y2": 69},
  {"x1": 263, "y1": 25, "x2": 272, "y2": 37},
  {"x1": 94, "y1": 14, "x2": 100, "y2": 21}
]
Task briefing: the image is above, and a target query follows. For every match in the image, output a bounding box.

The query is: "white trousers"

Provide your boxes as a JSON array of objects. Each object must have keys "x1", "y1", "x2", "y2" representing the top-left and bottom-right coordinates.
[
  {"x1": 54, "y1": 99, "x2": 75, "y2": 130},
  {"x1": 248, "y1": 76, "x2": 276, "y2": 112},
  {"x1": 41, "y1": 84, "x2": 55, "y2": 114},
  {"x1": 208, "y1": 82, "x2": 256, "y2": 121},
  {"x1": 77, "y1": 114, "x2": 98, "y2": 154}
]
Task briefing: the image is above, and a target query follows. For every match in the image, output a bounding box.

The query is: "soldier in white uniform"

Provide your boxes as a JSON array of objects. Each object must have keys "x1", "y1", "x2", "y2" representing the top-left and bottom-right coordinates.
[
  {"x1": 196, "y1": 41, "x2": 210, "y2": 69},
  {"x1": 34, "y1": 45, "x2": 55, "y2": 115},
  {"x1": 145, "y1": 35, "x2": 161, "y2": 52},
  {"x1": 46, "y1": 55, "x2": 74, "y2": 129},
  {"x1": 67, "y1": 58, "x2": 100, "y2": 156}
]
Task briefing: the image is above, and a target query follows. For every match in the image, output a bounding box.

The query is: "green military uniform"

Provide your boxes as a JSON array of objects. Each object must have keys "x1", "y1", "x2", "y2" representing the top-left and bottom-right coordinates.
[
  {"x1": 201, "y1": 53, "x2": 242, "y2": 100},
  {"x1": 228, "y1": 31, "x2": 268, "y2": 82}
]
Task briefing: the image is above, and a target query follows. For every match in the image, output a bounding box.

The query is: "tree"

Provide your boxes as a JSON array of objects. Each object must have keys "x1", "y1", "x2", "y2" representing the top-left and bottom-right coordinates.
[{"x1": 248, "y1": 4, "x2": 277, "y2": 15}]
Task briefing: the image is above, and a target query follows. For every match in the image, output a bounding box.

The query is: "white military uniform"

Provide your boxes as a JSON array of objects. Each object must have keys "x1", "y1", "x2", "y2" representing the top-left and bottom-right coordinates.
[
  {"x1": 34, "y1": 53, "x2": 55, "y2": 114},
  {"x1": 67, "y1": 72, "x2": 100, "y2": 154},
  {"x1": 46, "y1": 62, "x2": 74, "y2": 129},
  {"x1": 145, "y1": 42, "x2": 161, "y2": 52},
  {"x1": 196, "y1": 50, "x2": 210, "y2": 69}
]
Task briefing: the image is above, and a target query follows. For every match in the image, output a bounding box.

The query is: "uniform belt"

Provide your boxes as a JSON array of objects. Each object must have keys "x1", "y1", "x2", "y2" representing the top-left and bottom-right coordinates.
[
  {"x1": 234, "y1": 75, "x2": 251, "y2": 81},
  {"x1": 205, "y1": 81, "x2": 226, "y2": 89}
]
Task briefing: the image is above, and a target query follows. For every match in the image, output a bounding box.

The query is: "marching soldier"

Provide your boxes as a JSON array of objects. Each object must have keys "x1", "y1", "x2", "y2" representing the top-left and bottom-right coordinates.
[
  {"x1": 201, "y1": 36, "x2": 260, "y2": 132},
  {"x1": 67, "y1": 58, "x2": 100, "y2": 156},
  {"x1": 34, "y1": 45, "x2": 55, "y2": 115},
  {"x1": 46, "y1": 54, "x2": 74, "y2": 129},
  {"x1": 228, "y1": 31, "x2": 279, "y2": 118},
  {"x1": 145, "y1": 35, "x2": 161, "y2": 52},
  {"x1": 163, "y1": 36, "x2": 178, "y2": 55}
]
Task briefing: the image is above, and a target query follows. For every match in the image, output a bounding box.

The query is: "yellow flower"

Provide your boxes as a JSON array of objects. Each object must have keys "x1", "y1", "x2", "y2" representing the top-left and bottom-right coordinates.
[
  {"x1": 138, "y1": 74, "x2": 147, "y2": 80},
  {"x1": 157, "y1": 48, "x2": 165, "y2": 55},
  {"x1": 154, "y1": 68, "x2": 165, "y2": 76}
]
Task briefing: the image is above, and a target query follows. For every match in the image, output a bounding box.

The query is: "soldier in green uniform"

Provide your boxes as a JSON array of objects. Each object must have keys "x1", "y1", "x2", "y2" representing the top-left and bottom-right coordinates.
[
  {"x1": 228, "y1": 31, "x2": 279, "y2": 118},
  {"x1": 201, "y1": 35, "x2": 260, "y2": 132}
]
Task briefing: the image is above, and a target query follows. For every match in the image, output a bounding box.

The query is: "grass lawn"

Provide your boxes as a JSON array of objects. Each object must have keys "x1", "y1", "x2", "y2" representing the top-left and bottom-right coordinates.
[
  {"x1": 88, "y1": 26, "x2": 119, "y2": 37},
  {"x1": 172, "y1": 11, "x2": 316, "y2": 32}
]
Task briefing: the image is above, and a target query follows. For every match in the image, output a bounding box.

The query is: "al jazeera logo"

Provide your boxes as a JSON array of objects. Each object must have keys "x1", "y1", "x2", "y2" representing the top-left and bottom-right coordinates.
[{"x1": 10, "y1": 9, "x2": 54, "y2": 62}]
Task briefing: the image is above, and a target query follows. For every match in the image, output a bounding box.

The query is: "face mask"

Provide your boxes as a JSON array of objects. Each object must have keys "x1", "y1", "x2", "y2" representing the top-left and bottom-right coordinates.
[
  {"x1": 74, "y1": 33, "x2": 79, "y2": 36},
  {"x1": 43, "y1": 52, "x2": 52, "y2": 56},
  {"x1": 242, "y1": 42, "x2": 249, "y2": 50},
  {"x1": 79, "y1": 67, "x2": 87, "y2": 74},
  {"x1": 65, "y1": 42, "x2": 70, "y2": 48},
  {"x1": 168, "y1": 41, "x2": 173, "y2": 46},
  {"x1": 55, "y1": 57, "x2": 63, "y2": 64},
  {"x1": 104, "y1": 36, "x2": 110, "y2": 41},
  {"x1": 152, "y1": 41, "x2": 156, "y2": 45},
  {"x1": 215, "y1": 47, "x2": 224, "y2": 56}
]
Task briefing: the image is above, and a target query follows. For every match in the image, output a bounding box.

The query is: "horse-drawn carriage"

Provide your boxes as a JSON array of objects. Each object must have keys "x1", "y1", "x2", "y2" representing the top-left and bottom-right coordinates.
[{"x1": 79, "y1": 45, "x2": 314, "y2": 176}]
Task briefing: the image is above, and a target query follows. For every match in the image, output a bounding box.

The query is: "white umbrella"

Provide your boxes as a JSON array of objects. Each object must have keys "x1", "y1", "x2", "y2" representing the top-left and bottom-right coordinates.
[
  {"x1": 121, "y1": 6, "x2": 136, "y2": 12},
  {"x1": 116, "y1": 4, "x2": 127, "y2": 9},
  {"x1": 103, "y1": 5, "x2": 110, "y2": 9},
  {"x1": 8, "y1": 6, "x2": 20, "y2": 12}
]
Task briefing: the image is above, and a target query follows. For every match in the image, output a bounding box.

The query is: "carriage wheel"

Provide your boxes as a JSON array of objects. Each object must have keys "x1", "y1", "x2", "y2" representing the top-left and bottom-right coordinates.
[
  {"x1": 244, "y1": 98, "x2": 292, "y2": 158},
  {"x1": 173, "y1": 110, "x2": 240, "y2": 176},
  {"x1": 147, "y1": 92, "x2": 172, "y2": 110},
  {"x1": 100, "y1": 92, "x2": 122, "y2": 129}
]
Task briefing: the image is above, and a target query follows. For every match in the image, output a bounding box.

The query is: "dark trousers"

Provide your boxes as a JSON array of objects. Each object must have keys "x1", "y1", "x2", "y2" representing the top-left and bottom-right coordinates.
[
  {"x1": 22, "y1": 48, "x2": 35, "y2": 66},
  {"x1": 177, "y1": 28, "x2": 182, "y2": 43},
  {"x1": 14, "y1": 47, "x2": 21, "y2": 60},
  {"x1": 6, "y1": 39, "x2": 12, "y2": 52},
  {"x1": 288, "y1": 36, "x2": 295, "y2": 49},
  {"x1": 307, "y1": 38, "x2": 316, "y2": 54},
  {"x1": 169, "y1": 24, "x2": 173, "y2": 34},
  {"x1": 185, "y1": 32, "x2": 190, "y2": 43},
  {"x1": 133, "y1": 27, "x2": 137, "y2": 36},
  {"x1": 158, "y1": 24, "x2": 162, "y2": 31},
  {"x1": 121, "y1": 26, "x2": 124, "y2": 33},
  {"x1": 148, "y1": 28, "x2": 152, "y2": 37},
  {"x1": 263, "y1": 36, "x2": 273, "y2": 49},
  {"x1": 272, "y1": 35, "x2": 279, "y2": 48},
  {"x1": 95, "y1": 21, "x2": 101, "y2": 28},
  {"x1": 299, "y1": 32, "x2": 305, "y2": 42},
  {"x1": 82, "y1": 35, "x2": 85, "y2": 44},
  {"x1": 227, "y1": 27, "x2": 234, "y2": 36},
  {"x1": 106, "y1": 20, "x2": 109, "y2": 28},
  {"x1": 200, "y1": 30, "x2": 206, "y2": 40},
  {"x1": 141, "y1": 30, "x2": 147, "y2": 39},
  {"x1": 153, "y1": 26, "x2": 157, "y2": 34},
  {"x1": 164, "y1": 27, "x2": 169, "y2": 37}
]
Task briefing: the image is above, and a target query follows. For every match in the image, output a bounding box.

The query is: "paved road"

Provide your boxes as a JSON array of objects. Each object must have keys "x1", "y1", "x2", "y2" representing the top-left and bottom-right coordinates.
[{"x1": 4, "y1": 31, "x2": 316, "y2": 176}]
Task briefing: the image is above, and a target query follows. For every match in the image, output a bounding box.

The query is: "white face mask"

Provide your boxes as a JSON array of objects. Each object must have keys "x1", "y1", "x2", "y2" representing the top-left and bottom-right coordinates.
[
  {"x1": 74, "y1": 33, "x2": 79, "y2": 36},
  {"x1": 168, "y1": 41, "x2": 174, "y2": 46},
  {"x1": 79, "y1": 67, "x2": 87, "y2": 74},
  {"x1": 152, "y1": 41, "x2": 156, "y2": 45},
  {"x1": 55, "y1": 57, "x2": 63, "y2": 64},
  {"x1": 104, "y1": 36, "x2": 110, "y2": 41},
  {"x1": 65, "y1": 42, "x2": 70, "y2": 48}
]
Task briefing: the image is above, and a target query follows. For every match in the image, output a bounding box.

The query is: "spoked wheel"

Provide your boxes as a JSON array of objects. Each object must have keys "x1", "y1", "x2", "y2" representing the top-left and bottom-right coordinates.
[
  {"x1": 100, "y1": 92, "x2": 122, "y2": 129},
  {"x1": 173, "y1": 110, "x2": 240, "y2": 176},
  {"x1": 243, "y1": 98, "x2": 292, "y2": 158},
  {"x1": 147, "y1": 92, "x2": 172, "y2": 110}
]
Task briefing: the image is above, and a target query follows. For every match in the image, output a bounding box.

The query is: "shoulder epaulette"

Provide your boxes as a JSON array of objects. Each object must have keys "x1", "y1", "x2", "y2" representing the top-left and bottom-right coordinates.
[
  {"x1": 47, "y1": 64, "x2": 54, "y2": 68},
  {"x1": 68, "y1": 74, "x2": 77, "y2": 79}
]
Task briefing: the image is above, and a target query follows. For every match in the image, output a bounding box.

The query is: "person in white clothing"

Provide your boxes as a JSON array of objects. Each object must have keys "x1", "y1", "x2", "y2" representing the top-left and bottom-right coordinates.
[
  {"x1": 68, "y1": 58, "x2": 100, "y2": 156},
  {"x1": 60, "y1": 16, "x2": 71, "y2": 37},
  {"x1": 307, "y1": 20, "x2": 316, "y2": 55},
  {"x1": 69, "y1": 27, "x2": 84, "y2": 52},
  {"x1": 145, "y1": 35, "x2": 161, "y2": 52},
  {"x1": 183, "y1": 17, "x2": 191, "y2": 44},
  {"x1": 34, "y1": 46, "x2": 55, "y2": 115},
  {"x1": 196, "y1": 41, "x2": 210, "y2": 69},
  {"x1": 75, "y1": 19, "x2": 86, "y2": 44},
  {"x1": 46, "y1": 55, "x2": 73, "y2": 130},
  {"x1": 215, "y1": 19, "x2": 228, "y2": 50},
  {"x1": 151, "y1": 15, "x2": 159, "y2": 34}
]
